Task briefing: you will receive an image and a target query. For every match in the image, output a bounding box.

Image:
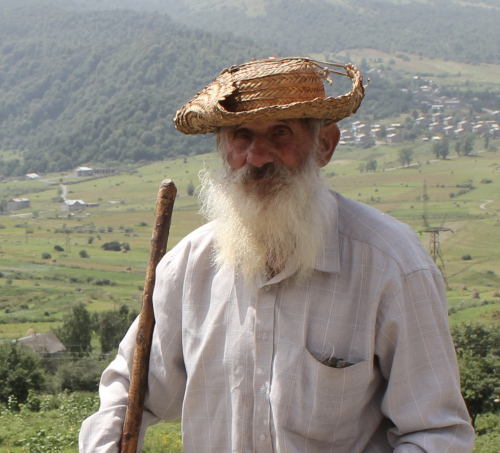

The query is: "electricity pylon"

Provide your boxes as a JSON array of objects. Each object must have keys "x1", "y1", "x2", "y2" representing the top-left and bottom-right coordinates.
[{"x1": 419, "y1": 182, "x2": 453, "y2": 290}]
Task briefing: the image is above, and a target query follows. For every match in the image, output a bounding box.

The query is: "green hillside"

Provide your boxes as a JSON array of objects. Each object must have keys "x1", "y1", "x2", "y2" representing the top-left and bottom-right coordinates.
[{"x1": 0, "y1": 5, "x2": 280, "y2": 175}]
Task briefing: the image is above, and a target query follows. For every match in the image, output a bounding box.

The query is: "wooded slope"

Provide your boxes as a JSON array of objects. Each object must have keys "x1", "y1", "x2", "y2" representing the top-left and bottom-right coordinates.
[{"x1": 0, "y1": 5, "x2": 279, "y2": 175}]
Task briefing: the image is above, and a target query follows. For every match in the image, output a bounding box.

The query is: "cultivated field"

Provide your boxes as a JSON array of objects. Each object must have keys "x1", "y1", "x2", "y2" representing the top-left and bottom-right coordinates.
[{"x1": 1, "y1": 138, "x2": 500, "y2": 342}]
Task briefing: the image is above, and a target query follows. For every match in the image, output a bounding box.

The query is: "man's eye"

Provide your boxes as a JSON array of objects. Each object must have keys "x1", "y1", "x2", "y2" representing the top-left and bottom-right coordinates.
[
  {"x1": 235, "y1": 130, "x2": 250, "y2": 139},
  {"x1": 277, "y1": 128, "x2": 289, "y2": 136}
]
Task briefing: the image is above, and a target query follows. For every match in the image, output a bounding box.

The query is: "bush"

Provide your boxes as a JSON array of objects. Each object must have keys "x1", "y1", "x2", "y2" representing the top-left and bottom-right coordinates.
[
  {"x1": 79, "y1": 250, "x2": 89, "y2": 258},
  {"x1": 0, "y1": 342, "x2": 46, "y2": 405},
  {"x1": 462, "y1": 254, "x2": 473, "y2": 260},
  {"x1": 481, "y1": 179, "x2": 493, "y2": 184},
  {"x1": 41, "y1": 252, "x2": 51, "y2": 260},
  {"x1": 55, "y1": 358, "x2": 105, "y2": 392},
  {"x1": 101, "y1": 241, "x2": 121, "y2": 251},
  {"x1": 54, "y1": 245, "x2": 64, "y2": 251}
]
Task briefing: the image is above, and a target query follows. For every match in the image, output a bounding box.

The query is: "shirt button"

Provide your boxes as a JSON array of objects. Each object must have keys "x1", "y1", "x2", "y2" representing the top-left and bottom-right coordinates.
[
  {"x1": 264, "y1": 285, "x2": 271, "y2": 291},
  {"x1": 262, "y1": 333, "x2": 269, "y2": 341},
  {"x1": 259, "y1": 434, "x2": 266, "y2": 442},
  {"x1": 259, "y1": 385, "x2": 266, "y2": 393}
]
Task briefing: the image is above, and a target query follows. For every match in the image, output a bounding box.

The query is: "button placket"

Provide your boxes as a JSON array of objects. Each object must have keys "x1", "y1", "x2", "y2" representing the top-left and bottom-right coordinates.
[{"x1": 253, "y1": 284, "x2": 277, "y2": 452}]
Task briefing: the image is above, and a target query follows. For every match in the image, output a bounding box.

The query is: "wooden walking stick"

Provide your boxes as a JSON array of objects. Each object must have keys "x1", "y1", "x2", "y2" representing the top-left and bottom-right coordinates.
[{"x1": 120, "y1": 179, "x2": 177, "y2": 453}]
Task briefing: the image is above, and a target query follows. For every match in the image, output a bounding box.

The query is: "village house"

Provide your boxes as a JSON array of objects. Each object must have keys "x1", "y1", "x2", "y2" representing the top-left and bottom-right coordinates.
[
  {"x1": 416, "y1": 117, "x2": 430, "y2": 126},
  {"x1": 7, "y1": 198, "x2": 30, "y2": 210},
  {"x1": 432, "y1": 112, "x2": 444, "y2": 123},
  {"x1": 16, "y1": 331, "x2": 66, "y2": 356},
  {"x1": 25, "y1": 173, "x2": 41, "y2": 180},
  {"x1": 74, "y1": 166, "x2": 94, "y2": 177},
  {"x1": 443, "y1": 126, "x2": 455, "y2": 136},
  {"x1": 444, "y1": 98, "x2": 462, "y2": 109},
  {"x1": 473, "y1": 123, "x2": 489, "y2": 136},
  {"x1": 457, "y1": 120, "x2": 472, "y2": 132},
  {"x1": 387, "y1": 133, "x2": 403, "y2": 144},
  {"x1": 355, "y1": 134, "x2": 373, "y2": 146},
  {"x1": 61, "y1": 200, "x2": 86, "y2": 212},
  {"x1": 354, "y1": 123, "x2": 371, "y2": 135},
  {"x1": 429, "y1": 122, "x2": 444, "y2": 132}
]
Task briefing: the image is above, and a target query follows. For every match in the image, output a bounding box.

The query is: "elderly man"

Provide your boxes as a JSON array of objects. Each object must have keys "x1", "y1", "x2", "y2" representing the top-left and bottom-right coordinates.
[{"x1": 80, "y1": 57, "x2": 474, "y2": 452}]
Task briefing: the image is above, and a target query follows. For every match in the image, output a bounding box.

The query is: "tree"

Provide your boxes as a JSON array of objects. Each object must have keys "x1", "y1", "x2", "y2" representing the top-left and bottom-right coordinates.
[
  {"x1": 440, "y1": 139, "x2": 450, "y2": 159},
  {"x1": 432, "y1": 139, "x2": 449, "y2": 159},
  {"x1": 53, "y1": 302, "x2": 95, "y2": 357},
  {"x1": 463, "y1": 133, "x2": 475, "y2": 155},
  {"x1": 0, "y1": 342, "x2": 46, "y2": 405},
  {"x1": 451, "y1": 323, "x2": 500, "y2": 427},
  {"x1": 398, "y1": 147, "x2": 414, "y2": 167},
  {"x1": 457, "y1": 351, "x2": 500, "y2": 428},
  {"x1": 366, "y1": 159, "x2": 377, "y2": 172},
  {"x1": 187, "y1": 180, "x2": 195, "y2": 196},
  {"x1": 358, "y1": 163, "x2": 365, "y2": 173},
  {"x1": 98, "y1": 305, "x2": 138, "y2": 354},
  {"x1": 79, "y1": 250, "x2": 89, "y2": 258}
]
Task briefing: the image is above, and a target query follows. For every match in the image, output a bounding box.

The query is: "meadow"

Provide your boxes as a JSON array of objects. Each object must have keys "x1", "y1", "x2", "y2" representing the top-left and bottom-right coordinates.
[
  {"x1": 1, "y1": 135, "x2": 500, "y2": 451},
  {"x1": 1, "y1": 137, "x2": 500, "y2": 333}
]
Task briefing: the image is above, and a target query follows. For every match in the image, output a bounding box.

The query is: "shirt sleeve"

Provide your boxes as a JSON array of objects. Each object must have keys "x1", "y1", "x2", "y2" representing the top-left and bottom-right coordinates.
[
  {"x1": 375, "y1": 268, "x2": 475, "y2": 453},
  {"x1": 79, "y1": 254, "x2": 187, "y2": 453}
]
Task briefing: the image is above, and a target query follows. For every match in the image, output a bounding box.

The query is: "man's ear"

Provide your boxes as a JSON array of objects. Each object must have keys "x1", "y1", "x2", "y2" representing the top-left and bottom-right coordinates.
[{"x1": 317, "y1": 122, "x2": 340, "y2": 167}]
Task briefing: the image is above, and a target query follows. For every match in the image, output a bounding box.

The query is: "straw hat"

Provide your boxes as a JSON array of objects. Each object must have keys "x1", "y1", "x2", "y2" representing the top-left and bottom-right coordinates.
[{"x1": 174, "y1": 56, "x2": 365, "y2": 135}]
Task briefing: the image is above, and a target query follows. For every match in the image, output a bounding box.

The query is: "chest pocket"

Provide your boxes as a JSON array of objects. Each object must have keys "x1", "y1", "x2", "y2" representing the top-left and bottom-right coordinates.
[{"x1": 274, "y1": 347, "x2": 383, "y2": 451}]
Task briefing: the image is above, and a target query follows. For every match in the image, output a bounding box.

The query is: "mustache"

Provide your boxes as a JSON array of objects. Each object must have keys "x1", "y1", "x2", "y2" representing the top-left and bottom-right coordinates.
[{"x1": 234, "y1": 162, "x2": 292, "y2": 184}]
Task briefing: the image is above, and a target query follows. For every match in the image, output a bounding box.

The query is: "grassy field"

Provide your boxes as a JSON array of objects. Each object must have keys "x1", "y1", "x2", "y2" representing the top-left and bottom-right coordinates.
[
  {"x1": 1, "y1": 137, "x2": 500, "y2": 340},
  {"x1": 315, "y1": 48, "x2": 500, "y2": 90},
  {"x1": 1, "y1": 129, "x2": 499, "y2": 452}
]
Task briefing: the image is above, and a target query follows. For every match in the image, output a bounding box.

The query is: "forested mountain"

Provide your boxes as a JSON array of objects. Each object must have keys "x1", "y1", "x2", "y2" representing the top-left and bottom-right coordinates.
[
  {"x1": 4, "y1": 0, "x2": 500, "y2": 65},
  {"x1": 168, "y1": 0, "x2": 500, "y2": 65},
  {"x1": 0, "y1": 6, "x2": 280, "y2": 175}
]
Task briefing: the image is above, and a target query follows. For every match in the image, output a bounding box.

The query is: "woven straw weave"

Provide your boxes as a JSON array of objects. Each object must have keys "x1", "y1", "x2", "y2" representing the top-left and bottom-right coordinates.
[{"x1": 174, "y1": 57, "x2": 365, "y2": 135}]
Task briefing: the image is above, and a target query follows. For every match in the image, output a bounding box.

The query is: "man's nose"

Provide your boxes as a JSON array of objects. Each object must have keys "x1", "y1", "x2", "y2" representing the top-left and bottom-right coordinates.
[{"x1": 246, "y1": 136, "x2": 275, "y2": 168}]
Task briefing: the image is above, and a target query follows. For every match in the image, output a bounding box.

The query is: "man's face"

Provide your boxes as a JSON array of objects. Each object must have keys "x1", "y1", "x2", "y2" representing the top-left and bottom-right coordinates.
[
  {"x1": 221, "y1": 119, "x2": 317, "y2": 175},
  {"x1": 200, "y1": 119, "x2": 336, "y2": 279}
]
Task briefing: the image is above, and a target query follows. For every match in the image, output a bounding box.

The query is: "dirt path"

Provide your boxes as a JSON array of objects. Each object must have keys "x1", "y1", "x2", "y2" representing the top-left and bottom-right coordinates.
[
  {"x1": 479, "y1": 199, "x2": 498, "y2": 216},
  {"x1": 60, "y1": 184, "x2": 68, "y2": 201}
]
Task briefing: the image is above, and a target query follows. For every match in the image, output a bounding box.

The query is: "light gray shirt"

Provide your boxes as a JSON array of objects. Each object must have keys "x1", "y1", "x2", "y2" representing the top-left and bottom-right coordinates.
[{"x1": 79, "y1": 190, "x2": 474, "y2": 453}]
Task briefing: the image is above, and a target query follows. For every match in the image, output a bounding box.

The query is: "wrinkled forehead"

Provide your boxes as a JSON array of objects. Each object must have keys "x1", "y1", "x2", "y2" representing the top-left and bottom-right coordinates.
[{"x1": 216, "y1": 118, "x2": 323, "y2": 142}]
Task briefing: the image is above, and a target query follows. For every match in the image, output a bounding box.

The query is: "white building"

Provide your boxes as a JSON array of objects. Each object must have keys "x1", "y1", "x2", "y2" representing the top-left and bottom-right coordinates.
[{"x1": 61, "y1": 200, "x2": 86, "y2": 212}]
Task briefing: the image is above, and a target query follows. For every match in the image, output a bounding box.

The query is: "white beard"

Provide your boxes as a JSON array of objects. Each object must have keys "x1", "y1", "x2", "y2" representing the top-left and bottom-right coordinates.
[{"x1": 198, "y1": 153, "x2": 332, "y2": 282}]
